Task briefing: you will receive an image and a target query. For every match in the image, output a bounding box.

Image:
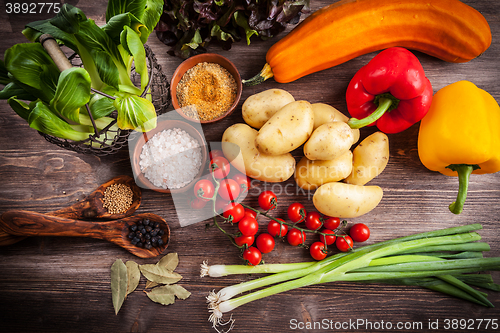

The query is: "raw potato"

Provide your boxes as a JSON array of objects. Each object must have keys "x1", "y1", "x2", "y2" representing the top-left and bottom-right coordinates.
[
  {"x1": 222, "y1": 123, "x2": 295, "y2": 182},
  {"x1": 242, "y1": 89, "x2": 295, "y2": 129},
  {"x1": 256, "y1": 100, "x2": 314, "y2": 155},
  {"x1": 312, "y1": 103, "x2": 360, "y2": 143},
  {"x1": 313, "y1": 182, "x2": 383, "y2": 218},
  {"x1": 295, "y1": 151, "x2": 353, "y2": 190},
  {"x1": 345, "y1": 132, "x2": 390, "y2": 185},
  {"x1": 304, "y1": 121, "x2": 355, "y2": 160}
]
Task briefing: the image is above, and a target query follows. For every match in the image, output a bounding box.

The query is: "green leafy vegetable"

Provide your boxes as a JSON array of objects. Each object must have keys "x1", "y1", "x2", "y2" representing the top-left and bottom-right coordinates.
[
  {"x1": 155, "y1": 0, "x2": 311, "y2": 59},
  {"x1": 114, "y1": 92, "x2": 157, "y2": 131},
  {"x1": 0, "y1": 0, "x2": 163, "y2": 142},
  {"x1": 50, "y1": 67, "x2": 91, "y2": 124},
  {"x1": 3, "y1": 43, "x2": 59, "y2": 103}
]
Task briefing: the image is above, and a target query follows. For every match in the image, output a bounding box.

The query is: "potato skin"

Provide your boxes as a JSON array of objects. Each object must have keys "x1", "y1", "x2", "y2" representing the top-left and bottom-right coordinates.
[
  {"x1": 222, "y1": 123, "x2": 296, "y2": 182},
  {"x1": 312, "y1": 103, "x2": 360, "y2": 143},
  {"x1": 313, "y1": 182, "x2": 383, "y2": 218},
  {"x1": 345, "y1": 132, "x2": 390, "y2": 185},
  {"x1": 295, "y1": 151, "x2": 353, "y2": 190},
  {"x1": 256, "y1": 100, "x2": 314, "y2": 155},
  {"x1": 304, "y1": 121, "x2": 354, "y2": 161},
  {"x1": 242, "y1": 89, "x2": 295, "y2": 129}
]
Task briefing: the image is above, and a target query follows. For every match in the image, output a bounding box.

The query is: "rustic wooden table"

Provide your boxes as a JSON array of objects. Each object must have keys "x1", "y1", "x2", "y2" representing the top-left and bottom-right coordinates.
[{"x1": 1, "y1": 0, "x2": 499, "y2": 332}]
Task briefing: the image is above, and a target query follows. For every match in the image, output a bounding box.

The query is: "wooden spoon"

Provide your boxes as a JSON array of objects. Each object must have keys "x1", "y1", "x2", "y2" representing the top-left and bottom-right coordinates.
[
  {"x1": 0, "y1": 210, "x2": 170, "y2": 258},
  {"x1": 0, "y1": 175, "x2": 142, "y2": 246},
  {"x1": 49, "y1": 175, "x2": 142, "y2": 220}
]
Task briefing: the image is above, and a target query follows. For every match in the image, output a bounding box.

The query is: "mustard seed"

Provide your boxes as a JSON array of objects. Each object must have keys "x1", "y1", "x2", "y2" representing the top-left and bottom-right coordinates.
[{"x1": 102, "y1": 183, "x2": 133, "y2": 214}]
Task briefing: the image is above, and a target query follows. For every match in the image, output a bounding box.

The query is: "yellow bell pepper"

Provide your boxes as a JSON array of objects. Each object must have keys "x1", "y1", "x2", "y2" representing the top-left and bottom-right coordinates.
[{"x1": 418, "y1": 80, "x2": 500, "y2": 214}]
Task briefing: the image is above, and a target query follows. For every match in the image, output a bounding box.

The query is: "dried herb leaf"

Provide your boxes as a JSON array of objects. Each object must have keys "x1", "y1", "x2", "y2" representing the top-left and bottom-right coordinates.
[
  {"x1": 139, "y1": 264, "x2": 183, "y2": 285},
  {"x1": 145, "y1": 280, "x2": 159, "y2": 289},
  {"x1": 157, "y1": 253, "x2": 179, "y2": 271},
  {"x1": 146, "y1": 285, "x2": 191, "y2": 305},
  {"x1": 125, "y1": 261, "x2": 141, "y2": 295},
  {"x1": 170, "y1": 284, "x2": 191, "y2": 300},
  {"x1": 111, "y1": 259, "x2": 128, "y2": 315},
  {"x1": 146, "y1": 285, "x2": 175, "y2": 305}
]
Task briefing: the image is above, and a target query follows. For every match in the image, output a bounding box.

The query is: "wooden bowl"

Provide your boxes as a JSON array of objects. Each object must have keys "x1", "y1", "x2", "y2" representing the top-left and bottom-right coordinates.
[
  {"x1": 130, "y1": 119, "x2": 208, "y2": 194},
  {"x1": 170, "y1": 53, "x2": 242, "y2": 124}
]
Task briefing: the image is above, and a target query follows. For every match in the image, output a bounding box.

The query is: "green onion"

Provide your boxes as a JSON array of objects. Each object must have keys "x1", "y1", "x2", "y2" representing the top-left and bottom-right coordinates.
[{"x1": 203, "y1": 224, "x2": 500, "y2": 331}]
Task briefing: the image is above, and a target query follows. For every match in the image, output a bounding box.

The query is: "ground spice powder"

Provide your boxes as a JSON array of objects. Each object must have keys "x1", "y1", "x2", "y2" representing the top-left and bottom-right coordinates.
[{"x1": 176, "y1": 62, "x2": 237, "y2": 121}]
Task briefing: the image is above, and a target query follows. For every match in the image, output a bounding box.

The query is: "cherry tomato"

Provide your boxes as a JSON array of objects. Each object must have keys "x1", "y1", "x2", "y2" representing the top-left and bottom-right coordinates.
[
  {"x1": 238, "y1": 216, "x2": 259, "y2": 236},
  {"x1": 349, "y1": 223, "x2": 370, "y2": 242},
  {"x1": 190, "y1": 198, "x2": 206, "y2": 210},
  {"x1": 211, "y1": 156, "x2": 231, "y2": 179},
  {"x1": 209, "y1": 149, "x2": 224, "y2": 160},
  {"x1": 234, "y1": 235, "x2": 254, "y2": 247},
  {"x1": 288, "y1": 202, "x2": 306, "y2": 223},
  {"x1": 258, "y1": 190, "x2": 277, "y2": 211},
  {"x1": 305, "y1": 211, "x2": 322, "y2": 230},
  {"x1": 242, "y1": 247, "x2": 262, "y2": 266},
  {"x1": 267, "y1": 218, "x2": 288, "y2": 238},
  {"x1": 232, "y1": 173, "x2": 251, "y2": 193},
  {"x1": 218, "y1": 179, "x2": 240, "y2": 201},
  {"x1": 336, "y1": 235, "x2": 354, "y2": 252},
  {"x1": 256, "y1": 233, "x2": 275, "y2": 254},
  {"x1": 193, "y1": 179, "x2": 215, "y2": 202},
  {"x1": 323, "y1": 216, "x2": 341, "y2": 230},
  {"x1": 287, "y1": 228, "x2": 306, "y2": 246},
  {"x1": 244, "y1": 208, "x2": 258, "y2": 219},
  {"x1": 222, "y1": 202, "x2": 245, "y2": 224},
  {"x1": 319, "y1": 229, "x2": 336, "y2": 245},
  {"x1": 310, "y1": 241, "x2": 327, "y2": 261}
]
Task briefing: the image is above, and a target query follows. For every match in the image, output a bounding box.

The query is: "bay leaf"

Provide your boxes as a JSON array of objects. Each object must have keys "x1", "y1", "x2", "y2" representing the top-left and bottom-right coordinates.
[
  {"x1": 170, "y1": 284, "x2": 191, "y2": 300},
  {"x1": 110, "y1": 259, "x2": 128, "y2": 315},
  {"x1": 125, "y1": 261, "x2": 140, "y2": 295},
  {"x1": 145, "y1": 280, "x2": 159, "y2": 289},
  {"x1": 139, "y1": 264, "x2": 183, "y2": 285},
  {"x1": 146, "y1": 285, "x2": 176, "y2": 305},
  {"x1": 157, "y1": 253, "x2": 179, "y2": 271}
]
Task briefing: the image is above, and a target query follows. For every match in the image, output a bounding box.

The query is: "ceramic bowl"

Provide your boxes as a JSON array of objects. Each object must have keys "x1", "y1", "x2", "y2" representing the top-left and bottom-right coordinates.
[
  {"x1": 170, "y1": 53, "x2": 242, "y2": 124},
  {"x1": 130, "y1": 119, "x2": 208, "y2": 194}
]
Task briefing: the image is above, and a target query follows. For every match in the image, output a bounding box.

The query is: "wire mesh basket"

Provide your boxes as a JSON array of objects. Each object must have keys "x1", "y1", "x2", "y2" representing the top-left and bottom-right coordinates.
[{"x1": 39, "y1": 44, "x2": 171, "y2": 157}]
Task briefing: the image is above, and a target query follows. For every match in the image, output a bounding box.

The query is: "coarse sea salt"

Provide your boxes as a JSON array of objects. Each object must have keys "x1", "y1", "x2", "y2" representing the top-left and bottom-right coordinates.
[{"x1": 139, "y1": 128, "x2": 203, "y2": 189}]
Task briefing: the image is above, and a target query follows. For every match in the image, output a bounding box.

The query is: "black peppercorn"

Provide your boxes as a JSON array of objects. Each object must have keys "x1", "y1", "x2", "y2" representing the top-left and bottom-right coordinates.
[{"x1": 128, "y1": 219, "x2": 165, "y2": 249}]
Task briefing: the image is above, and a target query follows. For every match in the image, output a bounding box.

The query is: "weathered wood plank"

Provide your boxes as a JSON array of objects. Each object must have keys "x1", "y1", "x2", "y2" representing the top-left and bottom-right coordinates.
[{"x1": 0, "y1": 0, "x2": 499, "y2": 332}]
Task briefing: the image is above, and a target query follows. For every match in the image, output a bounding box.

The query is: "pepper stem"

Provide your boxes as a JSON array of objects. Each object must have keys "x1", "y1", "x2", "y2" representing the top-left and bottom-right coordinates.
[
  {"x1": 242, "y1": 63, "x2": 274, "y2": 86},
  {"x1": 446, "y1": 164, "x2": 480, "y2": 214},
  {"x1": 348, "y1": 97, "x2": 393, "y2": 129},
  {"x1": 348, "y1": 93, "x2": 401, "y2": 129}
]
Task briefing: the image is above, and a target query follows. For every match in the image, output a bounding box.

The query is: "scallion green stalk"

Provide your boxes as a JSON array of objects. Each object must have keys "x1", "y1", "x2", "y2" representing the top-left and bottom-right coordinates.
[
  {"x1": 209, "y1": 232, "x2": 485, "y2": 326},
  {"x1": 200, "y1": 261, "x2": 315, "y2": 277}
]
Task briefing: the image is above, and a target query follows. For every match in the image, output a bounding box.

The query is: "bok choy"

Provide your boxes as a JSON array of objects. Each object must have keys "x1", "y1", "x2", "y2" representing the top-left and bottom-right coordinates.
[{"x1": 0, "y1": 0, "x2": 163, "y2": 144}]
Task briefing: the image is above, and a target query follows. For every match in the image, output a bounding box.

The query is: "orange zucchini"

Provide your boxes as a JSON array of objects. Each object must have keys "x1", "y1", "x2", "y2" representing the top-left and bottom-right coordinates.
[{"x1": 243, "y1": 0, "x2": 491, "y2": 85}]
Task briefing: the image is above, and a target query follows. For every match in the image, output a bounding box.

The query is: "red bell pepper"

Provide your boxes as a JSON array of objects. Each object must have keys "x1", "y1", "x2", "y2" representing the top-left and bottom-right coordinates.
[{"x1": 346, "y1": 47, "x2": 433, "y2": 134}]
